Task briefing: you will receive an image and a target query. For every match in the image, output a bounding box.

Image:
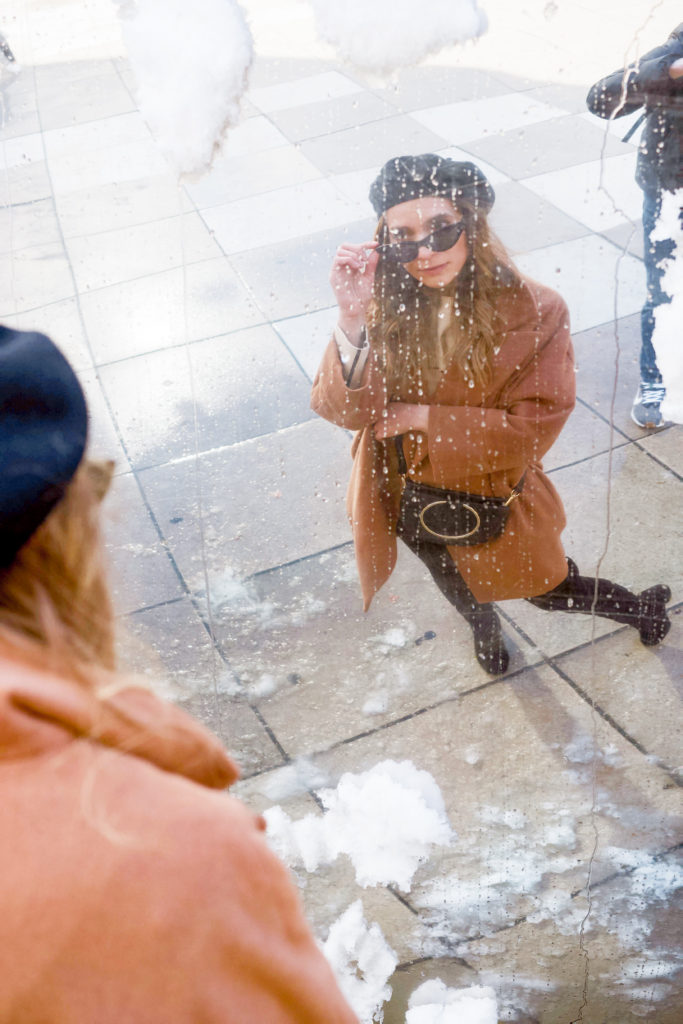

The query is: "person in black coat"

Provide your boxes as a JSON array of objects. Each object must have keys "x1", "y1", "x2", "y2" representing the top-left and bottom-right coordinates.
[{"x1": 587, "y1": 24, "x2": 683, "y2": 428}]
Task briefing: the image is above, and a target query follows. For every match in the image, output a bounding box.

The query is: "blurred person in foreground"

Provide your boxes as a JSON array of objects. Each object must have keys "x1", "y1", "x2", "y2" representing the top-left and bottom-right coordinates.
[
  {"x1": 587, "y1": 23, "x2": 683, "y2": 429},
  {"x1": 0, "y1": 326, "x2": 357, "y2": 1023}
]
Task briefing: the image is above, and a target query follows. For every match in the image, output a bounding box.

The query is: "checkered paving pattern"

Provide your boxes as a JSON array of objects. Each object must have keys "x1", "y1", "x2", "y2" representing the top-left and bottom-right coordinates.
[{"x1": 1, "y1": 6, "x2": 681, "y2": 1020}]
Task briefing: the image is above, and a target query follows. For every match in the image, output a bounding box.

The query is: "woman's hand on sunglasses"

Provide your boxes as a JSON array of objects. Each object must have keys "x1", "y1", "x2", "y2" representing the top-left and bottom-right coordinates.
[{"x1": 330, "y1": 242, "x2": 379, "y2": 328}]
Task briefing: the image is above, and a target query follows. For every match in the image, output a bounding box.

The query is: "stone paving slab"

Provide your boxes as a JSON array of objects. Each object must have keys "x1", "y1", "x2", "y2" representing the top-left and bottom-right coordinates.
[
  {"x1": 554, "y1": 614, "x2": 682, "y2": 773},
  {"x1": 238, "y1": 660, "x2": 681, "y2": 1020},
  {"x1": 79, "y1": 256, "x2": 264, "y2": 364},
  {"x1": 98, "y1": 323, "x2": 314, "y2": 469},
  {"x1": 218, "y1": 544, "x2": 539, "y2": 756},
  {"x1": 463, "y1": 112, "x2": 634, "y2": 181},
  {"x1": 54, "y1": 176, "x2": 195, "y2": 238},
  {"x1": 137, "y1": 418, "x2": 353, "y2": 584},
  {"x1": 516, "y1": 234, "x2": 645, "y2": 333},
  {"x1": 548, "y1": 445, "x2": 682, "y2": 601},
  {"x1": 231, "y1": 218, "x2": 374, "y2": 321},
  {"x1": 104, "y1": 472, "x2": 185, "y2": 616},
  {"x1": 1, "y1": 6, "x2": 681, "y2": 1019}
]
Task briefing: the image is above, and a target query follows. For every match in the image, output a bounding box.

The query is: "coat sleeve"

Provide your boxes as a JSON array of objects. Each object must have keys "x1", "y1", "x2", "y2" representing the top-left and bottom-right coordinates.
[
  {"x1": 426, "y1": 294, "x2": 575, "y2": 481},
  {"x1": 586, "y1": 34, "x2": 683, "y2": 118},
  {"x1": 311, "y1": 336, "x2": 388, "y2": 432}
]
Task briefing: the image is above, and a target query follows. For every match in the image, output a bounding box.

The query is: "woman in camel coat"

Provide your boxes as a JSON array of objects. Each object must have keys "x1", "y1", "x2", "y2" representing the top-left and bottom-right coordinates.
[
  {"x1": 0, "y1": 325, "x2": 357, "y2": 1024},
  {"x1": 311, "y1": 154, "x2": 671, "y2": 675}
]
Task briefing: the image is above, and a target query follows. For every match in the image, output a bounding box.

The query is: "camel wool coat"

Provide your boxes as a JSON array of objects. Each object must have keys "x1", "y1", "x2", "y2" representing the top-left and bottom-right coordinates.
[
  {"x1": 311, "y1": 277, "x2": 575, "y2": 608},
  {"x1": 0, "y1": 643, "x2": 358, "y2": 1024}
]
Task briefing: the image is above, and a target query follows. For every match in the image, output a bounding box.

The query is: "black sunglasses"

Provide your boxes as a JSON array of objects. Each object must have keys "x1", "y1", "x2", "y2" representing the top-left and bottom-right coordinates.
[{"x1": 377, "y1": 220, "x2": 466, "y2": 264}]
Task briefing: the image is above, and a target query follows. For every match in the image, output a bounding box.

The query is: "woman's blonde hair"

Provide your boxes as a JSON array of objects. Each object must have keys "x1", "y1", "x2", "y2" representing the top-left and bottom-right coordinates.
[
  {"x1": 0, "y1": 460, "x2": 116, "y2": 683},
  {"x1": 368, "y1": 196, "x2": 520, "y2": 396}
]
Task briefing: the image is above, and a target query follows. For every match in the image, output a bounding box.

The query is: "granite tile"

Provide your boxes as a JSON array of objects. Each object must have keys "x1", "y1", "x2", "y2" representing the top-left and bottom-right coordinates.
[
  {"x1": 515, "y1": 234, "x2": 645, "y2": 333},
  {"x1": 0, "y1": 241, "x2": 74, "y2": 315},
  {"x1": 103, "y1": 471, "x2": 185, "y2": 616},
  {"x1": 183, "y1": 144, "x2": 321, "y2": 209},
  {"x1": 462, "y1": 113, "x2": 633, "y2": 180},
  {"x1": 99, "y1": 323, "x2": 314, "y2": 468},
  {"x1": 522, "y1": 153, "x2": 643, "y2": 232},
  {"x1": 79, "y1": 256, "x2": 264, "y2": 364},
  {"x1": 0, "y1": 195, "x2": 60, "y2": 253},
  {"x1": 248, "y1": 70, "x2": 362, "y2": 113},
  {"x1": 232, "y1": 218, "x2": 375, "y2": 321},
  {"x1": 299, "y1": 115, "x2": 448, "y2": 175},
  {"x1": 489, "y1": 180, "x2": 589, "y2": 254},
  {"x1": 267, "y1": 91, "x2": 397, "y2": 144},
  {"x1": 411, "y1": 93, "x2": 567, "y2": 147},
  {"x1": 572, "y1": 313, "x2": 649, "y2": 438},
  {"x1": 55, "y1": 176, "x2": 195, "y2": 238},
  {"x1": 33, "y1": 63, "x2": 135, "y2": 131},
  {"x1": 637, "y1": 425, "x2": 683, "y2": 477},
  {"x1": 42, "y1": 112, "x2": 171, "y2": 195},
  {"x1": 65, "y1": 211, "x2": 221, "y2": 292},
  {"x1": 137, "y1": 417, "x2": 355, "y2": 585},
  {"x1": 555, "y1": 612, "x2": 682, "y2": 771},
  {"x1": 220, "y1": 544, "x2": 537, "y2": 757},
  {"x1": 373, "y1": 67, "x2": 509, "y2": 112},
  {"x1": 547, "y1": 444, "x2": 682, "y2": 602},
  {"x1": 273, "y1": 306, "x2": 339, "y2": 380},
  {"x1": 201, "y1": 177, "x2": 363, "y2": 254}
]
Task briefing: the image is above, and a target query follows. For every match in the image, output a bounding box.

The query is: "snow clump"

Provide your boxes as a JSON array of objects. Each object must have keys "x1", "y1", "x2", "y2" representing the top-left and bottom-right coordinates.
[
  {"x1": 406, "y1": 979, "x2": 498, "y2": 1024},
  {"x1": 322, "y1": 901, "x2": 398, "y2": 1024},
  {"x1": 310, "y1": 0, "x2": 487, "y2": 74},
  {"x1": 265, "y1": 759, "x2": 453, "y2": 891},
  {"x1": 114, "y1": 0, "x2": 253, "y2": 176}
]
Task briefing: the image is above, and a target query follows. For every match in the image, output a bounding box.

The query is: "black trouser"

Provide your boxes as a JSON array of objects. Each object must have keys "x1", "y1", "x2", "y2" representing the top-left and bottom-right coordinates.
[
  {"x1": 398, "y1": 532, "x2": 492, "y2": 624},
  {"x1": 399, "y1": 535, "x2": 653, "y2": 630}
]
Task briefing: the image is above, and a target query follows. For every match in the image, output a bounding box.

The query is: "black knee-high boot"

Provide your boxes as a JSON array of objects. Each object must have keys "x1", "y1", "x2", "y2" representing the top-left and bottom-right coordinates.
[
  {"x1": 527, "y1": 558, "x2": 671, "y2": 645},
  {"x1": 399, "y1": 534, "x2": 510, "y2": 675}
]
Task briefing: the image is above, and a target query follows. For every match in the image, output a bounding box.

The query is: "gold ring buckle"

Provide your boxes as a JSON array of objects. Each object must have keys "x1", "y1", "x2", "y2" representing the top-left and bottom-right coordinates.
[{"x1": 419, "y1": 500, "x2": 481, "y2": 542}]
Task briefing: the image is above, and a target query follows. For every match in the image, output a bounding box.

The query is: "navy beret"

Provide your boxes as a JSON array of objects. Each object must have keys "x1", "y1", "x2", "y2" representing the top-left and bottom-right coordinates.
[
  {"x1": 369, "y1": 153, "x2": 495, "y2": 218},
  {"x1": 0, "y1": 326, "x2": 88, "y2": 569}
]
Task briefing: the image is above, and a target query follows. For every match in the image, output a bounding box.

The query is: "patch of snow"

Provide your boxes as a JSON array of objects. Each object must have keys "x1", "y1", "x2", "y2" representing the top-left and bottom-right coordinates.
[
  {"x1": 115, "y1": 0, "x2": 253, "y2": 176},
  {"x1": 310, "y1": 0, "x2": 487, "y2": 74},
  {"x1": 322, "y1": 901, "x2": 398, "y2": 1024},
  {"x1": 373, "y1": 627, "x2": 410, "y2": 651},
  {"x1": 265, "y1": 759, "x2": 453, "y2": 891},
  {"x1": 248, "y1": 673, "x2": 278, "y2": 698},
  {"x1": 651, "y1": 187, "x2": 683, "y2": 422},
  {"x1": 362, "y1": 693, "x2": 389, "y2": 715},
  {"x1": 406, "y1": 979, "x2": 498, "y2": 1024},
  {"x1": 256, "y1": 758, "x2": 329, "y2": 802}
]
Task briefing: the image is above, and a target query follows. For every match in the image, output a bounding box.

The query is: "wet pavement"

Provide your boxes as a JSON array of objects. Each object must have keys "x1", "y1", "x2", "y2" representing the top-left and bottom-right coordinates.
[{"x1": 1, "y1": 1, "x2": 681, "y2": 1021}]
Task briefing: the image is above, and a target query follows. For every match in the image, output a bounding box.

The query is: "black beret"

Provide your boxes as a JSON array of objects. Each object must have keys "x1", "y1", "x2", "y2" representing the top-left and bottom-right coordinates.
[
  {"x1": 369, "y1": 153, "x2": 495, "y2": 218},
  {"x1": 0, "y1": 326, "x2": 88, "y2": 569}
]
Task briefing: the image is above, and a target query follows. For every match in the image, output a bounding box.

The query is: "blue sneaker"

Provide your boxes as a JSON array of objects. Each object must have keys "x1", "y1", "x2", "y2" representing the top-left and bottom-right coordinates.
[{"x1": 631, "y1": 382, "x2": 667, "y2": 429}]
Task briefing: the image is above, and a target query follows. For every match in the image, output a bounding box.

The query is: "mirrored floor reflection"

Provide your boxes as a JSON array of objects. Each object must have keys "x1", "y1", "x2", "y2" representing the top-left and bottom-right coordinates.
[{"x1": 1, "y1": 1, "x2": 681, "y2": 1020}]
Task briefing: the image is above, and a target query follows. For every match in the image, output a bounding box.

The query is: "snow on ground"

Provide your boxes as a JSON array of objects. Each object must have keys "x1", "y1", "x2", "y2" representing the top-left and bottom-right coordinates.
[
  {"x1": 406, "y1": 979, "x2": 498, "y2": 1024},
  {"x1": 417, "y1": 800, "x2": 578, "y2": 938},
  {"x1": 322, "y1": 901, "x2": 398, "y2": 1024},
  {"x1": 255, "y1": 757, "x2": 330, "y2": 801},
  {"x1": 265, "y1": 759, "x2": 453, "y2": 890},
  {"x1": 651, "y1": 187, "x2": 683, "y2": 423},
  {"x1": 310, "y1": 0, "x2": 487, "y2": 73},
  {"x1": 114, "y1": 0, "x2": 253, "y2": 176}
]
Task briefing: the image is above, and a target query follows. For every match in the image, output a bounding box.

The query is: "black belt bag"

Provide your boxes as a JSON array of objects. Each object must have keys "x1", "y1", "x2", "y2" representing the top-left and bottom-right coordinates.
[{"x1": 394, "y1": 436, "x2": 525, "y2": 547}]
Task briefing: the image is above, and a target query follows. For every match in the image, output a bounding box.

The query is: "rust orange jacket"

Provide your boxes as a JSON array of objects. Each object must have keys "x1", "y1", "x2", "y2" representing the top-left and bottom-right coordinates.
[
  {"x1": 311, "y1": 278, "x2": 575, "y2": 607},
  {"x1": 0, "y1": 644, "x2": 358, "y2": 1023}
]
